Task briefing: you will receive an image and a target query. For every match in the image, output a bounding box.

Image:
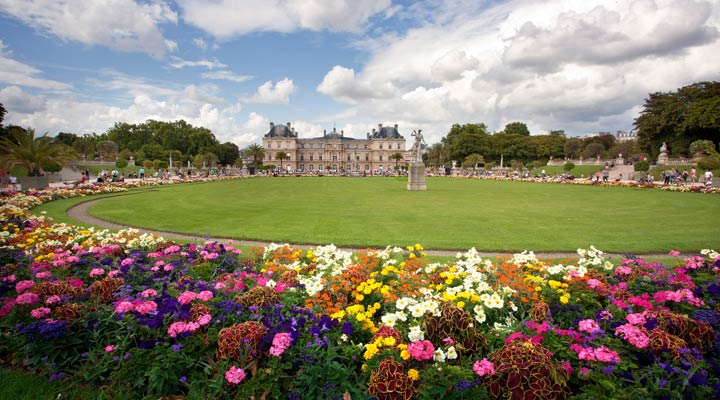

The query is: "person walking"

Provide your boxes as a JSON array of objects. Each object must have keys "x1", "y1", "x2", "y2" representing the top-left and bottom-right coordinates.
[
  {"x1": 704, "y1": 169, "x2": 714, "y2": 186},
  {"x1": 690, "y1": 167, "x2": 697, "y2": 183},
  {"x1": 9, "y1": 174, "x2": 18, "y2": 190},
  {"x1": 139, "y1": 167, "x2": 145, "y2": 181}
]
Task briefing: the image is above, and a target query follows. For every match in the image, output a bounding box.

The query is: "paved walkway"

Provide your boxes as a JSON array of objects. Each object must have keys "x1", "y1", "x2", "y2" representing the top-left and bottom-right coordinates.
[{"x1": 66, "y1": 194, "x2": 672, "y2": 260}]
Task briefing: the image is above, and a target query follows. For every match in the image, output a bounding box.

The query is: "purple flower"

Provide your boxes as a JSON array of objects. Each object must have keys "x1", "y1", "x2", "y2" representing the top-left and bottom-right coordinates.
[
  {"x1": 172, "y1": 343, "x2": 183, "y2": 352},
  {"x1": 180, "y1": 376, "x2": 187, "y2": 383}
]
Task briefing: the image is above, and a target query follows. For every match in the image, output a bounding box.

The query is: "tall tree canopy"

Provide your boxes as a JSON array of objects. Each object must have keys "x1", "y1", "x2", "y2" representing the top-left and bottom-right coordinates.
[
  {"x1": 634, "y1": 81, "x2": 720, "y2": 158},
  {"x1": 441, "y1": 123, "x2": 490, "y2": 164},
  {"x1": 503, "y1": 121, "x2": 530, "y2": 136},
  {"x1": 0, "y1": 128, "x2": 77, "y2": 176}
]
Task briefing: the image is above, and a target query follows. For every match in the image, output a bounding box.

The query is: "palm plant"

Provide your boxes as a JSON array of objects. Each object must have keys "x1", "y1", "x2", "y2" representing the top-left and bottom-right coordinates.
[
  {"x1": 391, "y1": 152, "x2": 403, "y2": 171},
  {"x1": 275, "y1": 151, "x2": 289, "y2": 171},
  {"x1": 245, "y1": 144, "x2": 265, "y2": 167},
  {"x1": 0, "y1": 128, "x2": 77, "y2": 176}
]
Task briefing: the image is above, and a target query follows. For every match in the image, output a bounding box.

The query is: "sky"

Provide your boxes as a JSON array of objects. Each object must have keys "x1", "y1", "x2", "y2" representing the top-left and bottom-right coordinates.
[{"x1": 0, "y1": 0, "x2": 719, "y2": 148}]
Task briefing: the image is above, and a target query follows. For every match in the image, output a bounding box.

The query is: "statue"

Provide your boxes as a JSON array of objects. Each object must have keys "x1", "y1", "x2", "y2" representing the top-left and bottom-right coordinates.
[
  {"x1": 411, "y1": 130, "x2": 426, "y2": 162},
  {"x1": 660, "y1": 142, "x2": 668, "y2": 154}
]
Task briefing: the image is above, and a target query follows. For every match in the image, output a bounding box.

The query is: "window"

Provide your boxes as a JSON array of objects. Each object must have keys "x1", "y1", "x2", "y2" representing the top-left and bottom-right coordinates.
[
  {"x1": 309, "y1": 164, "x2": 314, "y2": 171},
  {"x1": 379, "y1": 155, "x2": 383, "y2": 161},
  {"x1": 300, "y1": 155, "x2": 304, "y2": 161},
  {"x1": 310, "y1": 154, "x2": 313, "y2": 161},
  {"x1": 319, "y1": 165, "x2": 323, "y2": 171},
  {"x1": 300, "y1": 164, "x2": 304, "y2": 170},
  {"x1": 380, "y1": 144, "x2": 383, "y2": 149},
  {"x1": 365, "y1": 164, "x2": 369, "y2": 170},
  {"x1": 319, "y1": 155, "x2": 323, "y2": 161},
  {"x1": 347, "y1": 155, "x2": 351, "y2": 161},
  {"x1": 365, "y1": 154, "x2": 369, "y2": 161},
  {"x1": 397, "y1": 143, "x2": 401, "y2": 149},
  {"x1": 332, "y1": 155, "x2": 337, "y2": 161},
  {"x1": 364, "y1": 145, "x2": 368, "y2": 149},
  {"x1": 347, "y1": 164, "x2": 352, "y2": 170}
]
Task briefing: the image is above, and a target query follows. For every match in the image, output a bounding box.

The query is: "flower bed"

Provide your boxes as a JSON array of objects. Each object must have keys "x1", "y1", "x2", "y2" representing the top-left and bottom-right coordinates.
[
  {"x1": 452, "y1": 174, "x2": 720, "y2": 194},
  {"x1": 1, "y1": 189, "x2": 720, "y2": 399}
]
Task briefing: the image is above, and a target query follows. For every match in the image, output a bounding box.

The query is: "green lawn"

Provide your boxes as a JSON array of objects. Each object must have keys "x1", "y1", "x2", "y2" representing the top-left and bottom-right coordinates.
[{"x1": 73, "y1": 177, "x2": 719, "y2": 253}]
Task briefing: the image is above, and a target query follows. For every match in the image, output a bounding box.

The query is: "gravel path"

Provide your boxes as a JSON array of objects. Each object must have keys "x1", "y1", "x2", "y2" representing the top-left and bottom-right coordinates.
[{"x1": 66, "y1": 195, "x2": 669, "y2": 260}]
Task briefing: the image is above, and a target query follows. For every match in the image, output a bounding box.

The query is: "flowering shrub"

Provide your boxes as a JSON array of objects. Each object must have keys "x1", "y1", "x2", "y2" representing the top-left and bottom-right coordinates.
[{"x1": 1, "y1": 188, "x2": 720, "y2": 398}]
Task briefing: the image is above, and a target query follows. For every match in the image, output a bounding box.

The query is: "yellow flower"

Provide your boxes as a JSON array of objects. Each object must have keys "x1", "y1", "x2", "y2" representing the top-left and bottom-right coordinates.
[
  {"x1": 383, "y1": 337, "x2": 396, "y2": 347},
  {"x1": 356, "y1": 294, "x2": 365, "y2": 302},
  {"x1": 456, "y1": 301, "x2": 465, "y2": 309},
  {"x1": 362, "y1": 364, "x2": 368, "y2": 372},
  {"x1": 364, "y1": 343, "x2": 379, "y2": 360},
  {"x1": 400, "y1": 349, "x2": 411, "y2": 360},
  {"x1": 559, "y1": 294, "x2": 570, "y2": 304},
  {"x1": 408, "y1": 369, "x2": 419, "y2": 380},
  {"x1": 406, "y1": 245, "x2": 414, "y2": 251},
  {"x1": 414, "y1": 244, "x2": 423, "y2": 251},
  {"x1": 409, "y1": 253, "x2": 416, "y2": 259}
]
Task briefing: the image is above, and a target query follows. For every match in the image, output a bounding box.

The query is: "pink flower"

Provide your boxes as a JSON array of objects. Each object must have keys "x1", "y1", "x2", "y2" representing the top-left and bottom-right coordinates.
[
  {"x1": 407, "y1": 340, "x2": 435, "y2": 361},
  {"x1": 104, "y1": 345, "x2": 115, "y2": 352},
  {"x1": 134, "y1": 301, "x2": 157, "y2": 315},
  {"x1": 214, "y1": 282, "x2": 226, "y2": 290},
  {"x1": 196, "y1": 290, "x2": 214, "y2": 302},
  {"x1": 578, "y1": 319, "x2": 600, "y2": 333},
  {"x1": 108, "y1": 270, "x2": 120, "y2": 278},
  {"x1": 594, "y1": 346, "x2": 620, "y2": 364},
  {"x1": 586, "y1": 278, "x2": 602, "y2": 289},
  {"x1": 115, "y1": 301, "x2": 135, "y2": 313},
  {"x1": 177, "y1": 291, "x2": 197, "y2": 305},
  {"x1": 625, "y1": 312, "x2": 647, "y2": 325},
  {"x1": 15, "y1": 280, "x2": 35, "y2": 293},
  {"x1": 2, "y1": 274, "x2": 16, "y2": 282},
  {"x1": 269, "y1": 332, "x2": 293, "y2": 356},
  {"x1": 442, "y1": 337, "x2": 455, "y2": 345},
  {"x1": 45, "y1": 295, "x2": 61, "y2": 304},
  {"x1": 16, "y1": 292, "x2": 40, "y2": 305},
  {"x1": 561, "y1": 361, "x2": 573, "y2": 375},
  {"x1": 163, "y1": 245, "x2": 181, "y2": 255},
  {"x1": 140, "y1": 289, "x2": 157, "y2": 298},
  {"x1": 30, "y1": 307, "x2": 51, "y2": 318},
  {"x1": 35, "y1": 271, "x2": 51, "y2": 279},
  {"x1": 615, "y1": 324, "x2": 649, "y2": 349},
  {"x1": 473, "y1": 358, "x2": 495, "y2": 376},
  {"x1": 197, "y1": 314, "x2": 212, "y2": 326},
  {"x1": 89, "y1": 268, "x2": 105, "y2": 278},
  {"x1": 669, "y1": 250, "x2": 680, "y2": 257},
  {"x1": 120, "y1": 258, "x2": 135, "y2": 266},
  {"x1": 225, "y1": 366, "x2": 246, "y2": 385}
]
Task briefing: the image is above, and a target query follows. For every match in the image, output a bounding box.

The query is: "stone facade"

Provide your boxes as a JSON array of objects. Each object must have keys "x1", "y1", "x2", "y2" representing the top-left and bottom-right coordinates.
[{"x1": 262, "y1": 122, "x2": 410, "y2": 173}]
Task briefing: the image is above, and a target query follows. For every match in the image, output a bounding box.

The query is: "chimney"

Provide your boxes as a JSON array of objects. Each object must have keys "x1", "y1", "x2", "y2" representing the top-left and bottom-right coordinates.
[
  {"x1": 341, "y1": 130, "x2": 344, "y2": 138},
  {"x1": 287, "y1": 122, "x2": 291, "y2": 127},
  {"x1": 394, "y1": 124, "x2": 398, "y2": 130},
  {"x1": 270, "y1": 122, "x2": 274, "y2": 127},
  {"x1": 323, "y1": 129, "x2": 326, "y2": 138},
  {"x1": 378, "y1": 123, "x2": 383, "y2": 131}
]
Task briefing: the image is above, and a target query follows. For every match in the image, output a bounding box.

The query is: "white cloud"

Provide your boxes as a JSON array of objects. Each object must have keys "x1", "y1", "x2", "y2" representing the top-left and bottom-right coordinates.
[
  {"x1": 244, "y1": 78, "x2": 296, "y2": 104},
  {"x1": 193, "y1": 37, "x2": 208, "y2": 50},
  {"x1": 0, "y1": 0, "x2": 177, "y2": 58},
  {"x1": 177, "y1": 0, "x2": 391, "y2": 38},
  {"x1": 168, "y1": 57, "x2": 227, "y2": 69},
  {"x1": 0, "y1": 86, "x2": 47, "y2": 114},
  {"x1": 315, "y1": 0, "x2": 720, "y2": 143},
  {"x1": 0, "y1": 41, "x2": 71, "y2": 91},
  {"x1": 201, "y1": 70, "x2": 253, "y2": 83}
]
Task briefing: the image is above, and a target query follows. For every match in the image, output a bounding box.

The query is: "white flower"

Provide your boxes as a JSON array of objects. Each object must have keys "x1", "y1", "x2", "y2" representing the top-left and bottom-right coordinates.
[
  {"x1": 381, "y1": 313, "x2": 397, "y2": 327},
  {"x1": 446, "y1": 346, "x2": 458, "y2": 360},
  {"x1": 474, "y1": 306, "x2": 486, "y2": 323},
  {"x1": 396, "y1": 297, "x2": 411, "y2": 310},
  {"x1": 408, "y1": 325, "x2": 424, "y2": 341},
  {"x1": 409, "y1": 303, "x2": 425, "y2": 318},
  {"x1": 433, "y1": 349, "x2": 446, "y2": 363}
]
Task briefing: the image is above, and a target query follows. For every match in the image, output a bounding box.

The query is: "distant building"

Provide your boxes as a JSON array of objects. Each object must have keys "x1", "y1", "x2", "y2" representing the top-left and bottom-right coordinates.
[
  {"x1": 262, "y1": 122, "x2": 410, "y2": 173},
  {"x1": 615, "y1": 130, "x2": 637, "y2": 141}
]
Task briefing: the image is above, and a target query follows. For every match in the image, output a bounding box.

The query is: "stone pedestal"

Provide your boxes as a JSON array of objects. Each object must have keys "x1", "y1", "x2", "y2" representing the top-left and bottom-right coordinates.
[
  {"x1": 657, "y1": 153, "x2": 669, "y2": 165},
  {"x1": 407, "y1": 162, "x2": 426, "y2": 191}
]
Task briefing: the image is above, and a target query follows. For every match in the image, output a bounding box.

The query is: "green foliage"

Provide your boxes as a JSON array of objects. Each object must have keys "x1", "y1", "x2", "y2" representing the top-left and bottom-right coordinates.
[
  {"x1": 583, "y1": 142, "x2": 605, "y2": 158},
  {"x1": 462, "y1": 153, "x2": 485, "y2": 169},
  {"x1": 563, "y1": 162, "x2": 575, "y2": 172},
  {"x1": 563, "y1": 138, "x2": 583, "y2": 158},
  {"x1": 143, "y1": 160, "x2": 154, "y2": 169},
  {"x1": 156, "y1": 160, "x2": 168, "y2": 169},
  {"x1": 634, "y1": 160, "x2": 650, "y2": 172},
  {"x1": 96, "y1": 140, "x2": 118, "y2": 159},
  {"x1": 697, "y1": 156, "x2": 720, "y2": 171},
  {"x1": 442, "y1": 123, "x2": 490, "y2": 163},
  {"x1": 115, "y1": 158, "x2": 128, "y2": 170}
]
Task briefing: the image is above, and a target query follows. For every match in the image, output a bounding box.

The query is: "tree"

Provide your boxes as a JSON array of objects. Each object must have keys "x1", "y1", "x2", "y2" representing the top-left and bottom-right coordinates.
[
  {"x1": 275, "y1": 152, "x2": 289, "y2": 171},
  {"x1": 503, "y1": 121, "x2": 530, "y2": 136},
  {"x1": 442, "y1": 123, "x2": 490, "y2": 163},
  {"x1": 582, "y1": 143, "x2": 605, "y2": 159},
  {"x1": 391, "y1": 152, "x2": 403, "y2": 171},
  {"x1": 634, "y1": 81, "x2": 720, "y2": 158},
  {"x1": 138, "y1": 143, "x2": 166, "y2": 163},
  {"x1": 96, "y1": 140, "x2": 119, "y2": 159},
  {"x1": 689, "y1": 140, "x2": 720, "y2": 159},
  {"x1": 563, "y1": 138, "x2": 583, "y2": 158},
  {"x1": 549, "y1": 130, "x2": 565, "y2": 137},
  {"x1": 0, "y1": 128, "x2": 77, "y2": 176},
  {"x1": 0, "y1": 102, "x2": 6, "y2": 128},
  {"x1": 424, "y1": 143, "x2": 447, "y2": 167},
  {"x1": 563, "y1": 162, "x2": 575, "y2": 172},
  {"x1": 194, "y1": 152, "x2": 218, "y2": 169},
  {"x1": 53, "y1": 132, "x2": 78, "y2": 147},
  {"x1": 245, "y1": 144, "x2": 265, "y2": 167},
  {"x1": 216, "y1": 142, "x2": 240, "y2": 166},
  {"x1": 72, "y1": 135, "x2": 96, "y2": 159},
  {"x1": 462, "y1": 153, "x2": 485, "y2": 170},
  {"x1": 115, "y1": 158, "x2": 128, "y2": 175}
]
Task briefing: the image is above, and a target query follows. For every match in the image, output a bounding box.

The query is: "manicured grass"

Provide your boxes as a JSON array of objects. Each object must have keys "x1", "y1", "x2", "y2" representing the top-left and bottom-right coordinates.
[{"x1": 81, "y1": 177, "x2": 720, "y2": 253}]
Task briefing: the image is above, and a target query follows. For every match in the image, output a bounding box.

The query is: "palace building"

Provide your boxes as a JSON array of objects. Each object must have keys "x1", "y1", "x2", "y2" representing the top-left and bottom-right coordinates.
[{"x1": 262, "y1": 122, "x2": 410, "y2": 173}]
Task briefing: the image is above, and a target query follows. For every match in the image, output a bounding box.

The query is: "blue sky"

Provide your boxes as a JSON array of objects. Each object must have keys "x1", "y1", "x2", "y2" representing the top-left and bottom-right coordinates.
[{"x1": 1, "y1": 0, "x2": 719, "y2": 148}]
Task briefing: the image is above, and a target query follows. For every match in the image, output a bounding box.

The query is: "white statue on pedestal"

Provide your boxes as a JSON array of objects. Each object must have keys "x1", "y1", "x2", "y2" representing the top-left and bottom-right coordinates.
[{"x1": 410, "y1": 130, "x2": 426, "y2": 162}]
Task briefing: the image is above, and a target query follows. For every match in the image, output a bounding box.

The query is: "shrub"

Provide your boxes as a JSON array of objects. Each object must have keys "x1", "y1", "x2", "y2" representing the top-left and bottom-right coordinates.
[
  {"x1": 634, "y1": 160, "x2": 650, "y2": 172},
  {"x1": 697, "y1": 156, "x2": 720, "y2": 171},
  {"x1": 563, "y1": 162, "x2": 575, "y2": 172}
]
